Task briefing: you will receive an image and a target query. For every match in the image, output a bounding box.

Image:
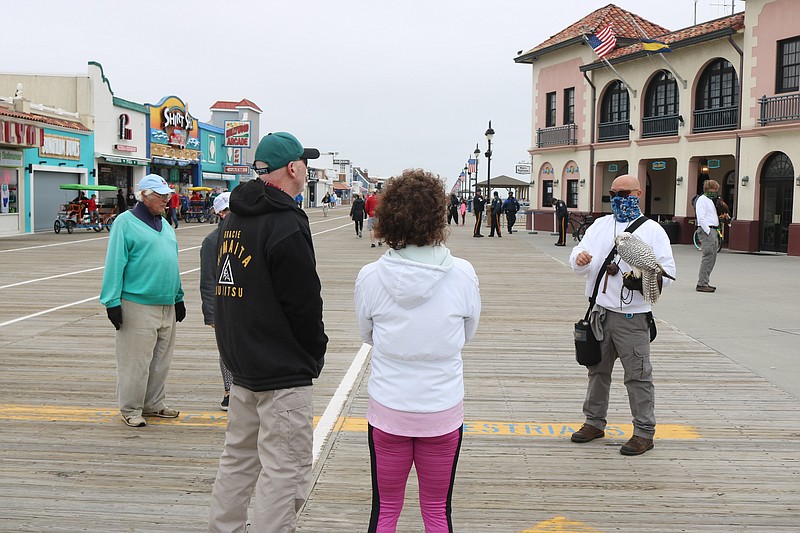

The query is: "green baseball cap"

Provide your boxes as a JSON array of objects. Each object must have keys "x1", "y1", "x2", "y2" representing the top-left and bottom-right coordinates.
[{"x1": 253, "y1": 132, "x2": 320, "y2": 174}]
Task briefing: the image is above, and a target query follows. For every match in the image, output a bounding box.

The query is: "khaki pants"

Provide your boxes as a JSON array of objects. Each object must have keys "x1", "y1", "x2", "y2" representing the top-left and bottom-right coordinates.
[
  {"x1": 209, "y1": 385, "x2": 313, "y2": 533},
  {"x1": 582, "y1": 309, "x2": 655, "y2": 438},
  {"x1": 116, "y1": 299, "x2": 176, "y2": 416}
]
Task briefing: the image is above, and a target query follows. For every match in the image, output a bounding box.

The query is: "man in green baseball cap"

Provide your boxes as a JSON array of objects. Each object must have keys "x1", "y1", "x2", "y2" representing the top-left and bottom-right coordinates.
[
  {"x1": 209, "y1": 131, "x2": 327, "y2": 532},
  {"x1": 252, "y1": 131, "x2": 320, "y2": 175}
]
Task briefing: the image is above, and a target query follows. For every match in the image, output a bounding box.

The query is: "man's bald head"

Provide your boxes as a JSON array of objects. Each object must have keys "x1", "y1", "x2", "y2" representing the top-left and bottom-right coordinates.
[{"x1": 611, "y1": 175, "x2": 642, "y2": 196}]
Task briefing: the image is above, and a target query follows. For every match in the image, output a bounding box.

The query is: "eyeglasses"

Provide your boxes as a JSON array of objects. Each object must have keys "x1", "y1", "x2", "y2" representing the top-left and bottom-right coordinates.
[
  {"x1": 296, "y1": 157, "x2": 308, "y2": 166},
  {"x1": 151, "y1": 192, "x2": 172, "y2": 201},
  {"x1": 609, "y1": 189, "x2": 637, "y2": 198}
]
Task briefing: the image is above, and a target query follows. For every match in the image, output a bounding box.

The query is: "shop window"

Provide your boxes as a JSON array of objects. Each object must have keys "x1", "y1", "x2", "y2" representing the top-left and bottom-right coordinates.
[
  {"x1": 567, "y1": 179, "x2": 579, "y2": 208},
  {"x1": 542, "y1": 179, "x2": 553, "y2": 206},
  {"x1": 0, "y1": 168, "x2": 19, "y2": 213}
]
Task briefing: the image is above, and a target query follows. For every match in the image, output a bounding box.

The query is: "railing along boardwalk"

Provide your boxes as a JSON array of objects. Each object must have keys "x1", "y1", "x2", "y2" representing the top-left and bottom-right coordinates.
[{"x1": 0, "y1": 211, "x2": 798, "y2": 532}]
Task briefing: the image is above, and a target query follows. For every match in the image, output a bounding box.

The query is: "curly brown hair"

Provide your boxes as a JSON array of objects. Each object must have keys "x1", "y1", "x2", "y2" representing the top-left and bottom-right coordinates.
[{"x1": 374, "y1": 169, "x2": 448, "y2": 249}]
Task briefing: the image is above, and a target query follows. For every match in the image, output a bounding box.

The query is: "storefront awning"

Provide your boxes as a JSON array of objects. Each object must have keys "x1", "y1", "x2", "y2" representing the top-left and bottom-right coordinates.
[
  {"x1": 99, "y1": 154, "x2": 151, "y2": 166},
  {"x1": 151, "y1": 156, "x2": 195, "y2": 167}
]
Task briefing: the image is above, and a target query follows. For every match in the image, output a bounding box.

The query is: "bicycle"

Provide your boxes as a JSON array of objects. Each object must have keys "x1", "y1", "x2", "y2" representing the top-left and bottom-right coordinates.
[
  {"x1": 567, "y1": 213, "x2": 593, "y2": 242},
  {"x1": 691, "y1": 218, "x2": 726, "y2": 252}
]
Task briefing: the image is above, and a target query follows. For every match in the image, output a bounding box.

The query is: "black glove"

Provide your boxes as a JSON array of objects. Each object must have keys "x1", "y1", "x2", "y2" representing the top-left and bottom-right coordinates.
[
  {"x1": 622, "y1": 271, "x2": 643, "y2": 294},
  {"x1": 175, "y1": 301, "x2": 186, "y2": 322},
  {"x1": 107, "y1": 306, "x2": 122, "y2": 330}
]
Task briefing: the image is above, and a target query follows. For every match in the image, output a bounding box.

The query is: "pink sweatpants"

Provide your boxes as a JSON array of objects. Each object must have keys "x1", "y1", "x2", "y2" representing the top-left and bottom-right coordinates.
[{"x1": 367, "y1": 424, "x2": 463, "y2": 532}]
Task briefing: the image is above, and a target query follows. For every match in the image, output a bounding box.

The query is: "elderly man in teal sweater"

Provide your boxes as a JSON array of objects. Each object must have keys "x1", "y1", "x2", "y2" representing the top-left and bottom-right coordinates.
[{"x1": 100, "y1": 174, "x2": 186, "y2": 428}]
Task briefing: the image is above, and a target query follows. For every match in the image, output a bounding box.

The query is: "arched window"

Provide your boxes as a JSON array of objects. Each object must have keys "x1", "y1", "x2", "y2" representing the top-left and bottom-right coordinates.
[
  {"x1": 696, "y1": 59, "x2": 737, "y2": 109},
  {"x1": 643, "y1": 71, "x2": 680, "y2": 137},
  {"x1": 645, "y1": 71, "x2": 678, "y2": 117},
  {"x1": 694, "y1": 59, "x2": 738, "y2": 132},
  {"x1": 599, "y1": 81, "x2": 630, "y2": 141}
]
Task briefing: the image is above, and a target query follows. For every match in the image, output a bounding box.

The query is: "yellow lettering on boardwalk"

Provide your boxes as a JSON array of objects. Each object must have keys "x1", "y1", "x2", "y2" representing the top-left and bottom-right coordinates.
[
  {"x1": 0, "y1": 406, "x2": 700, "y2": 439},
  {"x1": 520, "y1": 515, "x2": 603, "y2": 532}
]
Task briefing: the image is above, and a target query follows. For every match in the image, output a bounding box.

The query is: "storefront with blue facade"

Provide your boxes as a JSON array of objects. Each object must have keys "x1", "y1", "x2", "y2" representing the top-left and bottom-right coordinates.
[
  {"x1": 199, "y1": 123, "x2": 238, "y2": 192},
  {"x1": 24, "y1": 127, "x2": 95, "y2": 233}
]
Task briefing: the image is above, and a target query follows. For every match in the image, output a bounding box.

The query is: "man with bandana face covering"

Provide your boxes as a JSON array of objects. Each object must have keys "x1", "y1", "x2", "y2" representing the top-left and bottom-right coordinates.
[{"x1": 568, "y1": 175, "x2": 676, "y2": 456}]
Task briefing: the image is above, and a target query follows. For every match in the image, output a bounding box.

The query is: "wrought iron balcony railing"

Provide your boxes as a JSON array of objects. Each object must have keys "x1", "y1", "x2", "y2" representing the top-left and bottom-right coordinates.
[
  {"x1": 693, "y1": 105, "x2": 738, "y2": 133},
  {"x1": 536, "y1": 124, "x2": 578, "y2": 148},
  {"x1": 759, "y1": 93, "x2": 800, "y2": 126},
  {"x1": 598, "y1": 119, "x2": 631, "y2": 142},
  {"x1": 641, "y1": 114, "x2": 680, "y2": 138}
]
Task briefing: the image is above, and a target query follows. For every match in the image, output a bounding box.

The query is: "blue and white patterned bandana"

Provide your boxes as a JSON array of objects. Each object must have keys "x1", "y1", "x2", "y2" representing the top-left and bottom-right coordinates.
[{"x1": 611, "y1": 195, "x2": 642, "y2": 222}]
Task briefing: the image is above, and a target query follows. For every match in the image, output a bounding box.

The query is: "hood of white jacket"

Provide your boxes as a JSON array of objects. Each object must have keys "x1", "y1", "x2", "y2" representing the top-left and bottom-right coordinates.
[{"x1": 376, "y1": 246, "x2": 454, "y2": 309}]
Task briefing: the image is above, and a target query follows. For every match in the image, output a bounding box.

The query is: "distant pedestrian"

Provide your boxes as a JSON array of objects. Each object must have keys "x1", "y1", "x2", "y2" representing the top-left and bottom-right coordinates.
[
  {"x1": 350, "y1": 193, "x2": 366, "y2": 237},
  {"x1": 447, "y1": 193, "x2": 459, "y2": 225},
  {"x1": 100, "y1": 174, "x2": 185, "y2": 428},
  {"x1": 116, "y1": 188, "x2": 127, "y2": 214},
  {"x1": 552, "y1": 197, "x2": 568, "y2": 246},
  {"x1": 168, "y1": 188, "x2": 180, "y2": 228},
  {"x1": 472, "y1": 191, "x2": 486, "y2": 237},
  {"x1": 355, "y1": 168, "x2": 481, "y2": 532},
  {"x1": 208, "y1": 131, "x2": 327, "y2": 533},
  {"x1": 489, "y1": 191, "x2": 503, "y2": 237},
  {"x1": 365, "y1": 188, "x2": 382, "y2": 247},
  {"x1": 199, "y1": 192, "x2": 233, "y2": 411},
  {"x1": 126, "y1": 186, "x2": 136, "y2": 208},
  {"x1": 460, "y1": 198, "x2": 467, "y2": 225},
  {"x1": 503, "y1": 192, "x2": 520, "y2": 234},
  {"x1": 294, "y1": 193, "x2": 304, "y2": 208},
  {"x1": 695, "y1": 179, "x2": 723, "y2": 293}
]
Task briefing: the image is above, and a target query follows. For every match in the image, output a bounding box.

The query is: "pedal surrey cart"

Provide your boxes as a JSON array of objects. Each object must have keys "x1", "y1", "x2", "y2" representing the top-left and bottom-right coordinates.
[
  {"x1": 184, "y1": 186, "x2": 214, "y2": 223},
  {"x1": 54, "y1": 184, "x2": 119, "y2": 234}
]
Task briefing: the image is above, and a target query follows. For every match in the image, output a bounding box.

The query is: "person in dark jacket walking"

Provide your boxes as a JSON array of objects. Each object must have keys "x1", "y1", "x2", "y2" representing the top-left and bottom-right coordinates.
[
  {"x1": 489, "y1": 191, "x2": 503, "y2": 238},
  {"x1": 472, "y1": 191, "x2": 486, "y2": 237},
  {"x1": 116, "y1": 189, "x2": 127, "y2": 214},
  {"x1": 447, "y1": 193, "x2": 460, "y2": 225},
  {"x1": 350, "y1": 193, "x2": 366, "y2": 237},
  {"x1": 199, "y1": 192, "x2": 233, "y2": 411},
  {"x1": 208, "y1": 132, "x2": 328, "y2": 533},
  {"x1": 502, "y1": 192, "x2": 520, "y2": 234},
  {"x1": 552, "y1": 197, "x2": 569, "y2": 246}
]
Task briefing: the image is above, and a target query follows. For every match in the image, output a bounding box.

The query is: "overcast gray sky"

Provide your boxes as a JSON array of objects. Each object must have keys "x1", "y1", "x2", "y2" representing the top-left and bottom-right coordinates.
[{"x1": 3, "y1": 0, "x2": 741, "y2": 187}]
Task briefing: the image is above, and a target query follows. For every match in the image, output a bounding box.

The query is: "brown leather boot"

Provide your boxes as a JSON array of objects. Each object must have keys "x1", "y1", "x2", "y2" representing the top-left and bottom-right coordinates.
[
  {"x1": 620, "y1": 435, "x2": 654, "y2": 455},
  {"x1": 571, "y1": 423, "x2": 605, "y2": 443}
]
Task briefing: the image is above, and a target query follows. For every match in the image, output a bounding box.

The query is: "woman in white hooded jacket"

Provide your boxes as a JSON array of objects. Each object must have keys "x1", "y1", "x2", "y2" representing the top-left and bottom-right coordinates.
[{"x1": 355, "y1": 169, "x2": 481, "y2": 532}]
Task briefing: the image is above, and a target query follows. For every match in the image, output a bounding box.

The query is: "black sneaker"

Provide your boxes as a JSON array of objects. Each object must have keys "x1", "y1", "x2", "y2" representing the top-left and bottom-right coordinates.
[{"x1": 220, "y1": 396, "x2": 229, "y2": 411}]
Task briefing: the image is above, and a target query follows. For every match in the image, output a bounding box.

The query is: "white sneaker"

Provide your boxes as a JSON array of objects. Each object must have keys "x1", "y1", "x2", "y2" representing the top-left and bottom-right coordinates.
[
  {"x1": 122, "y1": 414, "x2": 146, "y2": 427},
  {"x1": 143, "y1": 407, "x2": 180, "y2": 418}
]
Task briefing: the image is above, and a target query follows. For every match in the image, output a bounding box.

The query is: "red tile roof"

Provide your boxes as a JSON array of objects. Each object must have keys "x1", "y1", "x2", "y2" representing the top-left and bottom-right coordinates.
[
  {"x1": 519, "y1": 4, "x2": 671, "y2": 58},
  {"x1": 210, "y1": 99, "x2": 263, "y2": 112},
  {"x1": 0, "y1": 106, "x2": 90, "y2": 132},
  {"x1": 601, "y1": 13, "x2": 745, "y2": 61}
]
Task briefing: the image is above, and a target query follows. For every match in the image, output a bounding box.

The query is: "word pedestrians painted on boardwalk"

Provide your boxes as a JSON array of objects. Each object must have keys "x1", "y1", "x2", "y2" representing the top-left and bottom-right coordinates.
[
  {"x1": 0, "y1": 405, "x2": 700, "y2": 439},
  {"x1": 520, "y1": 515, "x2": 603, "y2": 532}
]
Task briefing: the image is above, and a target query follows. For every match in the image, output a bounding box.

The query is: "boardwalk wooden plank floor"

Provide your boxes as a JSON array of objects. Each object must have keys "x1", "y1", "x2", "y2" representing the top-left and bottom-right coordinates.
[{"x1": 0, "y1": 210, "x2": 798, "y2": 532}]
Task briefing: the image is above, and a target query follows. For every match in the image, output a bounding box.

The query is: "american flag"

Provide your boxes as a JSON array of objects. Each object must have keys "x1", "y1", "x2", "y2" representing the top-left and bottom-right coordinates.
[
  {"x1": 468, "y1": 159, "x2": 476, "y2": 173},
  {"x1": 587, "y1": 24, "x2": 616, "y2": 58}
]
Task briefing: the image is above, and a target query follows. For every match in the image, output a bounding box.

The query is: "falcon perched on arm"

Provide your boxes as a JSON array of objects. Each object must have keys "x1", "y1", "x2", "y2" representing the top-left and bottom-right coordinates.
[{"x1": 615, "y1": 233, "x2": 676, "y2": 304}]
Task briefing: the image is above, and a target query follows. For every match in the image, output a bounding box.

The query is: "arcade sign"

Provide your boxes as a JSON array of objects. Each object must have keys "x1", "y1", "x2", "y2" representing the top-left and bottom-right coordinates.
[{"x1": 224, "y1": 121, "x2": 251, "y2": 148}]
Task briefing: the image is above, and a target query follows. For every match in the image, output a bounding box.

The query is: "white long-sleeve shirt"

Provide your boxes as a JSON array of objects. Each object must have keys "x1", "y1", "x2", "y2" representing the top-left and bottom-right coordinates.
[
  {"x1": 695, "y1": 194, "x2": 718, "y2": 234},
  {"x1": 569, "y1": 215, "x2": 676, "y2": 314}
]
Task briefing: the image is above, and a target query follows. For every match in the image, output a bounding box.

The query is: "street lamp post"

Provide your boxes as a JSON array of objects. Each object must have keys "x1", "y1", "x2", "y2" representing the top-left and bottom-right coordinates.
[
  {"x1": 473, "y1": 144, "x2": 480, "y2": 195},
  {"x1": 463, "y1": 164, "x2": 468, "y2": 197},
  {"x1": 485, "y1": 120, "x2": 494, "y2": 199}
]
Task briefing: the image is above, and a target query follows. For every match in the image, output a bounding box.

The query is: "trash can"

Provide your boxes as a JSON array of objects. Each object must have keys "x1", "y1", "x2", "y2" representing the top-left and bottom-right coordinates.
[{"x1": 660, "y1": 222, "x2": 680, "y2": 244}]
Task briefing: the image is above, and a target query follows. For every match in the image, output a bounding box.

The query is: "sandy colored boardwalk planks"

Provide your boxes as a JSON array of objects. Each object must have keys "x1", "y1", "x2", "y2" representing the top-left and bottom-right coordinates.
[{"x1": 0, "y1": 211, "x2": 798, "y2": 532}]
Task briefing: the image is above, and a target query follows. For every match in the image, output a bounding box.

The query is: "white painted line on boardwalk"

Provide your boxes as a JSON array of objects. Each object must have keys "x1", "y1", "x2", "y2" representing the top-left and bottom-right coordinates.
[
  {"x1": 0, "y1": 236, "x2": 109, "y2": 253},
  {"x1": 0, "y1": 295, "x2": 100, "y2": 328},
  {"x1": 0, "y1": 266, "x2": 105, "y2": 290},
  {"x1": 313, "y1": 343, "x2": 372, "y2": 464},
  {"x1": 310, "y1": 215, "x2": 349, "y2": 224},
  {"x1": 0, "y1": 225, "x2": 345, "y2": 327}
]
